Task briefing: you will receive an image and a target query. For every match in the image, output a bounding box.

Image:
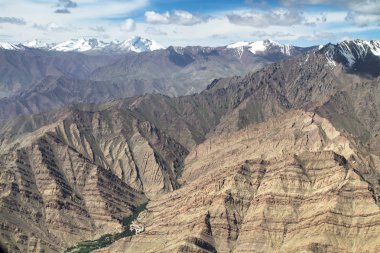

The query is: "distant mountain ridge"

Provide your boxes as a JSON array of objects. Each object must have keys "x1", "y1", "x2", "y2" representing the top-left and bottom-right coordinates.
[
  {"x1": 0, "y1": 39, "x2": 319, "y2": 121},
  {"x1": 227, "y1": 39, "x2": 293, "y2": 56},
  {"x1": 3, "y1": 39, "x2": 380, "y2": 123},
  {"x1": 1, "y1": 37, "x2": 313, "y2": 56},
  {"x1": 49, "y1": 36, "x2": 164, "y2": 53},
  {"x1": 0, "y1": 36, "x2": 164, "y2": 53},
  {"x1": 0, "y1": 42, "x2": 24, "y2": 50}
]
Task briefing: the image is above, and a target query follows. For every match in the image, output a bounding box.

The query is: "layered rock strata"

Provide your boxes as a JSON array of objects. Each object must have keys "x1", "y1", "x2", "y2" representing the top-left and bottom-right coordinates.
[
  {"x1": 0, "y1": 108, "x2": 188, "y2": 252},
  {"x1": 98, "y1": 111, "x2": 380, "y2": 253}
]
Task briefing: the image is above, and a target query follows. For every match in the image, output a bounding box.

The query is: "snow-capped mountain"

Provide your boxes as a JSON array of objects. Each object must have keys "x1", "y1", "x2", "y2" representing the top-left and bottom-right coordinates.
[
  {"x1": 226, "y1": 39, "x2": 293, "y2": 57},
  {"x1": 51, "y1": 38, "x2": 109, "y2": 52},
  {"x1": 118, "y1": 36, "x2": 164, "y2": 52},
  {"x1": 0, "y1": 38, "x2": 314, "y2": 56},
  {"x1": 321, "y1": 39, "x2": 380, "y2": 76},
  {"x1": 322, "y1": 39, "x2": 380, "y2": 66},
  {"x1": 0, "y1": 42, "x2": 24, "y2": 50},
  {"x1": 22, "y1": 39, "x2": 51, "y2": 49},
  {"x1": 49, "y1": 36, "x2": 164, "y2": 53},
  {"x1": 0, "y1": 36, "x2": 165, "y2": 53}
]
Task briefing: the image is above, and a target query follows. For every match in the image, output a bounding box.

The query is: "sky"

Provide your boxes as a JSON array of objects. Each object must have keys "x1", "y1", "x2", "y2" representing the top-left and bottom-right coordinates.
[{"x1": 0, "y1": 0, "x2": 379, "y2": 47}]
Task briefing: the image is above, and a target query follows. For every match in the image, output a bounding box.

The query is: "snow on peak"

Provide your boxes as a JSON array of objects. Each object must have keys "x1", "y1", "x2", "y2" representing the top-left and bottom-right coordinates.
[
  {"x1": 0, "y1": 42, "x2": 24, "y2": 50},
  {"x1": 51, "y1": 38, "x2": 108, "y2": 52},
  {"x1": 22, "y1": 39, "x2": 50, "y2": 49},
  {"x1": 365, "y1": 40, "x2": 380, "y2": 56},
  {"x1": 227, "y1": 39, "x2": 292, "y2": 56},
  {"x1": 227, "y1": 41, "x2": 250, "y2": 49},
  {"x1": 118, "y1": 36, "x2": 164, "y2": 53},
  {"x1": 47, "y1": 36, "x2": 164, "y2": 53},
  {"x1": 170, "y1": 46, "x2": 185, "y2": 55},
  {"x1": 322, "y1": 39, "x2": 380, "y2": 67},
  {"x1": 248, "y1": 40, "x2": 271, "y2": 54}
]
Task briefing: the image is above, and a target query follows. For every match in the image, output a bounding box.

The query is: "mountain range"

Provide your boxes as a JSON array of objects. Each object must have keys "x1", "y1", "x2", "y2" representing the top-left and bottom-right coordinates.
[
  {"x1": 1, "y1": 38, "x2": 380, "y2": 252},
  {"x1": 1, "y1": 37, "x2": 310, "y2": 55},
  {"x1": 0, "y1": 38, "x2": 317, "y2": 121},
  {"x1": 0, "y1": 36, "x2": 164, "y2": 53}
]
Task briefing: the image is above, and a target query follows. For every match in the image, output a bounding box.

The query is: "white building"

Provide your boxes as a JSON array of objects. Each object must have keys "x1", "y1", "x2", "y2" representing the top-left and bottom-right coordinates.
[{"x1": 130, "y1": 221, "x2": 145, "y2": 235}]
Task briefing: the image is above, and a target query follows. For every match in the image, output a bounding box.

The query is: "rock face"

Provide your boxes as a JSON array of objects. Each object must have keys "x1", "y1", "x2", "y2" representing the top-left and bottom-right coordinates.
[
  {"x1": 322, "y1": 39, "x2": 380, "y2": 76},
  {"x1": 0, "y1": 107, "x2": 189, "y2": 252},
  {"x1": 97, "y1": 110, "x2": 380, "y2": 253},
  {"x1": 0, "y1": 141, "x2": 147, "y2": 252}
]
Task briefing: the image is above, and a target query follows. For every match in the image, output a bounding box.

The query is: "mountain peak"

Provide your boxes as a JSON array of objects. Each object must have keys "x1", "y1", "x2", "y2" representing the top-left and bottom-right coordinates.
[
  {"x1": 48, "y1": 36, "x2": 164, "y2": 53},
  {"x1": 321, "y1": 39, "x2": 380, "y2": 76},
  {"x1": 0, "y1": 42, "x2": 24, "y2": 50},
  {"x1": 227, "y1": 39, "x2": 292, "y2": 56},
  {"x1": 119, "y1": 36, "x2": 164, "y2": 52},
  {"x1": 5, "y1": 37, "x2": 164, "y2": 53},
  {"x1": 226, "y1": 41, "x2": 250, "y2": 48},
  {"x1": 22, "y1": 39, "x2": 51, "y2": 49},
  {"x1": 51, "y1": 37, "x2": 108, "y2": 52}
]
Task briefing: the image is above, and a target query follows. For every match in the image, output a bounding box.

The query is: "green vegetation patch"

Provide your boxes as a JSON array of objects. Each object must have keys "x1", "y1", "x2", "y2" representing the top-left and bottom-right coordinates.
[{"x1": 64, "y1": 202, "x2": 148, "y2": 253}]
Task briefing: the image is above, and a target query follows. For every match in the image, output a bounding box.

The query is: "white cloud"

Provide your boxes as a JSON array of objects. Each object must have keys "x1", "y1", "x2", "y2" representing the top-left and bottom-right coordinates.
[
  {"x1": 316, "y1": 13, "x2": 327, "y2": 22},
  {"x1": 54, "y1": 0, "x2": 78, "y2": 14},
  {"x1": 145, "y1": 10, "x2": 210, "y2": 26},
  {"x1": 56, "y1": 0, "x2": 78, "y2": 9},
  {"x1": 145, "y1": 27, "x2": 167, "y2": 35},
  {"x1": 298, "y1": 31, "x2": 335, "y2": 40},
  {"x1": 0, "y1": 0, "x2": 149, "y2": 24},
  {"x1": 120, "y1": 18, "x2": 136, "y2": 32},
  {"x1": 250, "y1": 30, "x2": 294, "y2": 39},
  {"x1": 0, "y1": 17, "x2": 26, "y2": 25},
  {"x1": 227, "y1": 9, "x2": 306, "y2": 27},
  {"x1": 90, "y1": 26, "x2": 105, "y2": 32},
  {"x1": 210, "y1": 34, "x2": 229, "y2": 40},
  {"x1": 281, "y1": 0, "x2": 334, "y2": 5},
  {"x1": 346, "y1": 0, "x2": 380, "y2": 15},
  {"x1": 345, "y1": 11, "x2": 380, "y2": 27},
  {"x1": 0, "y1": 0, "x2": 377, "y2": 47},
  {"x1": 33, "y1": 22, "x2": 73, "y2": 32},
  {"x1": 282, "y1": 0, "x2": 380, "y2": 13},
  {"x1": 281, "y1": 0, "x2": 380, "y2": 26},
  {"x1": 0, "y1": 0, "x2": 148, "y2": 42},
  {"x1": 145, "y1": 11, "x2": 170, "y2": 24}
]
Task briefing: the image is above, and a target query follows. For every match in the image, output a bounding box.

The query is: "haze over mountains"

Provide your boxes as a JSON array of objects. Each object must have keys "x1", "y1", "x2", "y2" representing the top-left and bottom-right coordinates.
[
  {"x1": 1, "y1": 35, "x2": 380, "y2": 253},
  {"x1": 0, "y1": 37, "x2": 317, "y2": 121}
]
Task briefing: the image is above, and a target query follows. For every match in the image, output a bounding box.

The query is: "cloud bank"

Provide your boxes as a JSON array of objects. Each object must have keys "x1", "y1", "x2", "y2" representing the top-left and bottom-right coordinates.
[{"x1": 145, "y1": 10, "x2": 210, "y2": 26}]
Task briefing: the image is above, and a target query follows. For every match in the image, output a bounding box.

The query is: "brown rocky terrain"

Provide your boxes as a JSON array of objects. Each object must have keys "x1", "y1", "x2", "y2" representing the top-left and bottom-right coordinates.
[
  {"x1": 1, "y1": 41, "x2": 380, "y2": 252},
  {"x1": 0, "y1": 106, "x2": 188, "y2": 252},
  {"x1": 97, "y1": 110, "x2": 380, "y2": 253}
]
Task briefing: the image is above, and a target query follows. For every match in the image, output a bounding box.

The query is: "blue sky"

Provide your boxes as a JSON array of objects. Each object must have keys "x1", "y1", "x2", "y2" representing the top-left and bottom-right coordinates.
[{"x1": 0, "y1": 0, "x2": 379, "y2": 46}]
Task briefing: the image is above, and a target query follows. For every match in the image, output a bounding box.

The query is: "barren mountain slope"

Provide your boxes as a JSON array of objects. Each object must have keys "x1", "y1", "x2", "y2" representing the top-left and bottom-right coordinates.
[
  {"x1": 98, "y1": 110, "x2": 380, "y2": 253},
  {"x1": 109, "y1": 48, "x2": 379, "y2": 149},
  {"x1": 90, "y1": 44, "x2": 314, "y2": 96},
  {"x1": 0, "y1": 107, "x2": 188, "y2": 252},
  {"x1": 0, "y1": 49, "x2": 119, "y2": 98}
]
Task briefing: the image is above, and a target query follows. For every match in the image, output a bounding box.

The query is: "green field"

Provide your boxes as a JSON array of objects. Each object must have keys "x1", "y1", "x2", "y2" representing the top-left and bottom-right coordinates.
[{"x1": 64, "y1": 202, "x2": 148, "y2": 253}]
